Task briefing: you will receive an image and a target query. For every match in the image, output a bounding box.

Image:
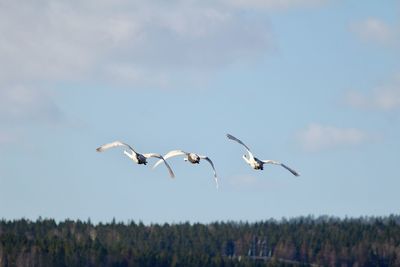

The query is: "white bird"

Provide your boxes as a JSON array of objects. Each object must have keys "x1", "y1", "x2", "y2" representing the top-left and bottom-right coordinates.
[
  {"x1": 226, "y1": 134, "x2": 300, "y2": 176},
  {"x1": 153, "y1": 150, "x2": 219, "y2": 189},
  {"x1": 96, "y1": 141, "x2": 175, "y2": 178}
]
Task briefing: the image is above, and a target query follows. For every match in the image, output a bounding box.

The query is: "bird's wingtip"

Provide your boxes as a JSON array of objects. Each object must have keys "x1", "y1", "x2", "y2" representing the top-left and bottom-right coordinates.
[{"x1": 291, "y1": 170, "x2": 300, "y2": 177}]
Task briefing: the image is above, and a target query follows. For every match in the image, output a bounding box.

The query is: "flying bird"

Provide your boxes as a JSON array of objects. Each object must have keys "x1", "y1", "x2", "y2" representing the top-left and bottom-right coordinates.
[
  {"x1": 153, "y1": 150, "x2": 219, "y2": 189},
  {"x1": 226, "y1": 134, "x2": 300, "y2": 176},
  {"x1": 96, "y1": 141, "x2": 175, "y2": 178}
]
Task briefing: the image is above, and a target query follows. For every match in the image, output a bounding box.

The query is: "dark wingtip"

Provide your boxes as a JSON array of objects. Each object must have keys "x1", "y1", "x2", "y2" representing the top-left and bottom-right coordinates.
[
  {"x1": 96, "y1": 147, "x2": 102, "y2": 152},
  {"x1": 294, "y1": 172, "x2": 300, "y2": 177},
  {"x1": 282, "y1": 163, "x2": 300, "y2": 177}
]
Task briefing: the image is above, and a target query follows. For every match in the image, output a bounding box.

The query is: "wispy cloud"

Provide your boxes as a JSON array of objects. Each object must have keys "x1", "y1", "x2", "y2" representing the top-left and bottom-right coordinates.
[
  {"x1": 0, "y1": 86, "x2": 63, "y2": 123},
  {"x1": 345, "y1": 89, "x2": 400, "y2": 111},
  {"x1": 221, "y1": 0, "x2": 328, "y2": 9},
  {"x1": 0, "y1": 0, "x2": 327, "y2": 127},
  {"x1": 0, "y1": 0, "x2": 329, "y2": 91},
  {"x1": 344, "y1": 74, "x2": 400, "y2": 111},
  {"x1": 350, "y1": 18, "x2": 396, "y2": 45},
  {"x1": 0, "y1": 0, "x2": 274, "y2": 89},
  {"x1": 297, "y1": 124, "x2": 371, "y2": 151},
  {"x1": 0, "y1": 0, "x2": 278, "y2": 126}
]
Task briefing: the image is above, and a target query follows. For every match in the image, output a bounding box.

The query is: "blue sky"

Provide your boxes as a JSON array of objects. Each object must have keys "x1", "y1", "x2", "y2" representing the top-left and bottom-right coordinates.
[{"x1": 1, "y1": 0, "x2": 399, "y2": 224}]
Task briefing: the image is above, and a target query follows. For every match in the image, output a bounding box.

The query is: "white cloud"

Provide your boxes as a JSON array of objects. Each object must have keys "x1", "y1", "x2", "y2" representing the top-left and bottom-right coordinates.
[
  {"x1": 103, "y1": 64, "x2": 170, "y2": 87},
  {"x1": 0, "y1": 0, "x2": 276, "y2": 123},
  {"x1": 350, "y1": 18, "x2": 395, "y2": 45},
  {"x1": 345, "y1": 89, "x2": 400, "y2": 111},
  {"x1": 0, "y1": 1, "x2": 140, "y2": 84},
  {"x1": 344, "y1": 74, "x2": 400, "y2": 111},
  {"x1": 221, "y1": 0, "x2": 328, "y2": 9},
  {"x1": 0, "y1": 0, "x2": 329, "y2": 89},
  {"x1": 298, "y1": 124, "x2": 371, "y2": 151},
  {"x1": 0, "y1": 0, "x2": 274, "y2": 88},
  {"x1": 0, "y1": 86, "x2": 62, "y2": 123},
  {"x1": 0, "y1": 0, "x2": 327, "y2": 124}
]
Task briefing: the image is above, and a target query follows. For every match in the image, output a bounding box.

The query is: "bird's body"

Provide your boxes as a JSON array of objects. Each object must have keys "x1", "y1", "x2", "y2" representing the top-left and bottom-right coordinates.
[
  {"x1": 123, "y1": 150, "x2": 148, "y2": 165},
  {"x1": 96, "y1": 141, "x2": 175, "y2": 178},
  {"x1": 153, "y1": 150, "x2": 218, "y2": 188},
  {"x1": 245, "y1": 156, "x2": 264, "y2": 170},
  {"x1": 137, "y1": 154, "x2": 148, "y2": 165},
  {"x1": 186, "y1": 153, "x2": 201, "y2": 164},
  {"x1": 227, "y1": 134, "x2": 300, "y2": 176}
]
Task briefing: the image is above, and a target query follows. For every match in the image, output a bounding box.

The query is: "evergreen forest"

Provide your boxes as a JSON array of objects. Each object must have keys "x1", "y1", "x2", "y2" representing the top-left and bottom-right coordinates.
[{"x1": 1, "y1": 215, "x2": 400, "y2": 266}]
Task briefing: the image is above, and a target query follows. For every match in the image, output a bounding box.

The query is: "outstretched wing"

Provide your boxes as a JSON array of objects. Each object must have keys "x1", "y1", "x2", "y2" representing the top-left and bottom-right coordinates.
[
  {"x1": 96, "y1": 141, "x2": 137, "y2": 155},
  {"x1": 199, "y1": 156, "x2": 217, "y2": 178},
  {"x1": 199, "y1": 156, "x2": 219, "y2": 189},
  {"x1": 262, "y1": 160, "x2": 300, "y2": 177},
  {"x1": 143, "y1": 153, "x2": 175, "y2": 178},
  {"x1": 226, "y1": 134, "x2": 254, "y2": 159},
  {"x1": 153, "y1": 150, "x2": 188, "y2": 169}
]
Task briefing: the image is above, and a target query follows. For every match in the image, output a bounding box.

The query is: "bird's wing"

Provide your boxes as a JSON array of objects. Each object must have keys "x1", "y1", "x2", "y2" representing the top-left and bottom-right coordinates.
[
  {"x1": 262, "y1": 160, "x2": 300, "y2": 177},
  {"x1": 199, "y1": 156, "x2": 217, "y2": 177},
  {"x1": 153, "y1": 150, "x2": 188, "y2": 169},
  {"x1": 143, "y1": 153, "x2": 175, "y2": 178},
  {"x1": 96, "y1": 141, "x2": 137, "y2": 155},
  {"x1": 226, "y1": 134, "x2": 254, "y2": 158},
  {"x1": 199, "y1": 156, "x2": 219, "y2": 189}
]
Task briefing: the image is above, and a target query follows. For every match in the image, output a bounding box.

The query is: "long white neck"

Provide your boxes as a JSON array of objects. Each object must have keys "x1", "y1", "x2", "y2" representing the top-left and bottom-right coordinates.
[
  {"x1": 242, "y1": 155, "x2": 251, "y2": 165},
  {"x1": 124, "y1": 150, "x2": 138, "y2": 163}
]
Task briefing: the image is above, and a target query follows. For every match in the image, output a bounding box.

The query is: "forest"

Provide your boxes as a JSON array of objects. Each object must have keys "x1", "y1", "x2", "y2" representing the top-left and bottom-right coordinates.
[{"x1": 1, "y1": 215, "x2": 400, "y2": 267}]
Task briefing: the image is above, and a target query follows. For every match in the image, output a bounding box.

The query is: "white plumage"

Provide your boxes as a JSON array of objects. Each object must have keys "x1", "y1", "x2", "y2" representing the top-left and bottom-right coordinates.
[
  {"x1": 96, "y1": 141, "x2": 175, "y2": 178},
  {"x1": 226, "y1": 134, "x2": 300, "y2": 176},
  {"x1": 153, "y1": 150, "x2": 219, "y2": 189}
]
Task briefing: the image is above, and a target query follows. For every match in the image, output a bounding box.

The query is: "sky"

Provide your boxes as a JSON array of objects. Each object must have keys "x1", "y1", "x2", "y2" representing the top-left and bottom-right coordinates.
[{"x1": 1, "y1": 0, "x2": 399, "y2": 224}]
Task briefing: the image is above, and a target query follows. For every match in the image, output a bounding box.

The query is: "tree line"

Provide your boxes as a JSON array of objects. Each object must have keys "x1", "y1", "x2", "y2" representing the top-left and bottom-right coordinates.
[{"x1": 1, "y1": 215, "x2": 400, "y2": 266}]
